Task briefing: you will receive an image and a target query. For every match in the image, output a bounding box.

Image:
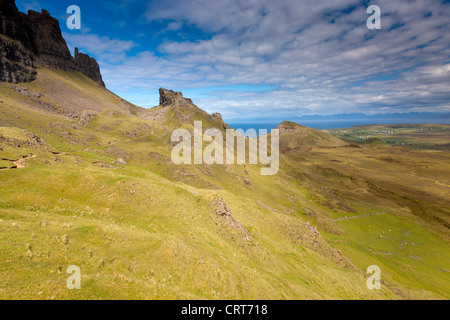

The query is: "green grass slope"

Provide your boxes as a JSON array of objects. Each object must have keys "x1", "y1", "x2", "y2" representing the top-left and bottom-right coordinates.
[
  {"x1": 0, "y1": 69, "x2": 449, "y2": 299},
  {"x1": 277, "y1": 121, "x2": 347, "y2": 151}
]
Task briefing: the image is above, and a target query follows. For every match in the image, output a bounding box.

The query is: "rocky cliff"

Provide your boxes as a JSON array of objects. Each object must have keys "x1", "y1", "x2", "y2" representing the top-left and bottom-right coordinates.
[
  {"x1": 74, "y1": 48, "x2": 105, "y2": 87},
  {"x1": 0, "y1": 0, "x2": 105, "y2": 86},
  {"x1": 140, "y1": 88, "x2": 231, "y2": 131},
  {"x1": 159, "y1": 88, "x2": 193, "y2": 107}
]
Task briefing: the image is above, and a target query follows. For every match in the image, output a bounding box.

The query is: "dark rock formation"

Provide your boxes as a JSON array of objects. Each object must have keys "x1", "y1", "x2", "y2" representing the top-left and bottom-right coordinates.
[
  {"x1": 211, "y1": 112, "x2": 224, "y2": 122},
  {"x1": 26, "y1": 9, "x2": 73, "y2": 70},
  {"x1": 0, "y1": 34, "x2": 37, "y2": 83},
  {"x1": 159, "y1": 88, "x2": 193, "y2": 107},
  {"x1": 0, "y1": 0, "x2": 104, "y2": 86},
  {"x1": 0, "y1": 0, "x2": 34, "y2": 48},
  {"x1": 75, "y1": 48, "x2": 105, "y2": 87},
  {"x1": 147, "y1": 88, "x2": 231, "y2": 130}
]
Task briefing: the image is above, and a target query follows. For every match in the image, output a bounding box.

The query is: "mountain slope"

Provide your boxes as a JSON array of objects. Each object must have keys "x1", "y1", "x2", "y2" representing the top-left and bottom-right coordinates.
[
  {"x1": 1, "y1": 1, "x2": 449, "y2": 300},
  {"x1": 277, "y1": 121, "x2": 347, "y2": 151},
  {"x1": 1, "y1": 67, "x2": 449, "y2": 299},
  {"x1": 0, "y1": 68, "x2": 394, "y2": 299}
]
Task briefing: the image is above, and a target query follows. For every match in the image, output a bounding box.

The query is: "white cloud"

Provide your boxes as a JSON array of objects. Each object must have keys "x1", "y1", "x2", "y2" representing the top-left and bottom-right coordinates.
[
  {"x1": 63, "y1": 32, "x2": 137, "y2": 63},
  {"x1": 99, "y1": 0, "x2": 450, "y2": 118}
]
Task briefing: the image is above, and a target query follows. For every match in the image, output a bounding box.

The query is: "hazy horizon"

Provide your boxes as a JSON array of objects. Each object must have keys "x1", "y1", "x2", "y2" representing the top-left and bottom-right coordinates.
[{"x1": 227, "y1": 111, "x2": 450, "y2": 130}]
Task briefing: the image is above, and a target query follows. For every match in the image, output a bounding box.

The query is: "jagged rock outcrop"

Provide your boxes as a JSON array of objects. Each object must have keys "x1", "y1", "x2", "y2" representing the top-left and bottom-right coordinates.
[
  {"x1": 74, "y1": 48, "x2": 105, "y2": 87},
  {"x1": 0, "y1": 0, "x2": 104, "y2": 86},
  {"x1": 141, "y1": 88, "x2": 232, "y2": 130},
  {"x1": 209, "y1": 194, "x2": 252, "y2": 242},
  {"x1": 26, "y1": 9, "x2": 73, "y2": 70},
  {"x1": 0, "y1": 0, "x2": 34, "y2": 47},
  {"x1": 211, "y1": 112, "x2": 224, "y2": 122},
  {"x1": 0, "y1": 34, "x2": 37, "y2": 83},
  {"x1": 78, "y1": 110, "x2": 97, "y2": 126},
  {"x1": 159, "y1": 88, "x2": 193, "y2": 107}
]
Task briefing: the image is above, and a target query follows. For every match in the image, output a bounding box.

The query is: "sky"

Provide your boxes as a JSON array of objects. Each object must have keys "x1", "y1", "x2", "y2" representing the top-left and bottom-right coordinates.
[{"x1": 15, "y1": 0, "x2": 450, "y2": 122}]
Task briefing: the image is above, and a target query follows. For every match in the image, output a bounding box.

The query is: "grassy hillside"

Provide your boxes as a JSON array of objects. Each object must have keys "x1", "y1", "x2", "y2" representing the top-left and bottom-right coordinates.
[
  {"x1": 0, "y1": 69, "x2": 449, "y2": 299},
  {"x1": 278, "y1": 121, "x2": 346, "y2": 151}
]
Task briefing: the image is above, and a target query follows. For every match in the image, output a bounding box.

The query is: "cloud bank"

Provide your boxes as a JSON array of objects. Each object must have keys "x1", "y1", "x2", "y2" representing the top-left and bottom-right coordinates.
[{"x1": 64, "y1": 0, "x2": 450, "y2": 120}]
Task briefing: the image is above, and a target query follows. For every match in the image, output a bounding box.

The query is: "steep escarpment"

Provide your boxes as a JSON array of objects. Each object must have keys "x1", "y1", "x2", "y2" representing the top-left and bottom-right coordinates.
[
  {"x1": 0, "y1": 0, "x2": 104, "y2": 86},
  {"x1": 74, "y1": 48, "x2": 105, "y2": 87},
  {"x1": 0, "y1": 34, "x2": 37, "y2": 83}
]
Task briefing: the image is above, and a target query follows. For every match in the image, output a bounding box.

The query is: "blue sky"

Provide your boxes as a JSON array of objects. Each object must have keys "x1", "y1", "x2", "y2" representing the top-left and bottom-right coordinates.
[{"x1": 16, "y1": 0, "x2": 450, "y2": 121}]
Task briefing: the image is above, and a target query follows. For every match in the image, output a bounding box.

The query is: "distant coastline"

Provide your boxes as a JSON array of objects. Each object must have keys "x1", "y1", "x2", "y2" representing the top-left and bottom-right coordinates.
[{"x1": 228, "y1": 113, "x2": 450, "y2": 133}]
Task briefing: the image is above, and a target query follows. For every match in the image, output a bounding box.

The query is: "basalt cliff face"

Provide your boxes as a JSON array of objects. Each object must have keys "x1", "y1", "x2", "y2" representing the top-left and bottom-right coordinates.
[{"x1": 0, "y1": 0, "x2": 105, "y2": 86}]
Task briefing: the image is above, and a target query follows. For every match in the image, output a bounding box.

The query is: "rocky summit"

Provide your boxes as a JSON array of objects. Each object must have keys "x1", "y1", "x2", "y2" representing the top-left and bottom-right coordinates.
[
  {"x1": 159, "y1": 88, "x2": 194, "y2": 107},
  {"x1": 0, "y1": 0, "x2": 104, "y2": 86}
]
